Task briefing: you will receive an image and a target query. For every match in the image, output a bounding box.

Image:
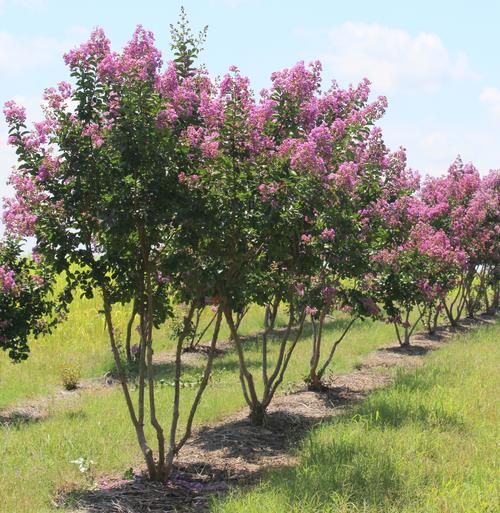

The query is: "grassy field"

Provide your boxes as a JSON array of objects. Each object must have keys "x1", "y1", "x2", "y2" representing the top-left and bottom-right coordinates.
[
  {"x1": 213, "y1": 321, "x2": 500, "y2": 513},
  {"x1": 0, "y1": 295, "x2": 402, "y2": 513},
  {"x1": 0, "y1": 296, "x2": 286, "y2": 409}
]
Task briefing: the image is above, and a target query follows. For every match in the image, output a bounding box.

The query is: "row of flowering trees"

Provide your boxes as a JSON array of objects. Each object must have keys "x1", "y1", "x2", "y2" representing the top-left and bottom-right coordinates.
[{"x1": 1, "y1": 16, "x2": 499, "y2": 481}]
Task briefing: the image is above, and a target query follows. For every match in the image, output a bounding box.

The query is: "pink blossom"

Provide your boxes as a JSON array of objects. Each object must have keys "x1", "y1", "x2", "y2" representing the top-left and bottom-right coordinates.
[
  {"x1": 321, "y1": 286, "x2": 337, "y2": 301},
  {"x1": 64, "y1": 27, "x2": 111, "y2": 69},
  {"x1": 156, "y1": 107, "x2": 178, "y2": 128},
  {"x1": 0, "y1": 266, "x2": 17, "y2": 295},
  {"x1": 3, "y1": 100, "x2": 26, "y2": 124},
  {"x1": 321, "y1": 228, "x2": 335, "y2": 241},
  {"x1": 30, "y1": 274, "x2": 45, "y2": 287},
  {"x1": 294, "y1": 282, "x2": 305, "y2": 296},
  {"x1": 156, "y1": 272, "x2": 172, "y2": 285},
  {"x1": 82, "y1": 123, "x2": 104, "y2": 147},
  {"x1": 200, "y1": 132, "x2": 219, "y2": 159},
  {"x1": 360, "y1": 296, "x2": 381, "y2": 316}
]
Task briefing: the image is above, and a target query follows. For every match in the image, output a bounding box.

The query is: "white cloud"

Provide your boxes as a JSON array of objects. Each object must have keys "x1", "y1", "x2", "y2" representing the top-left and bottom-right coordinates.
[
  {"x1": 480, "y1": 86, "x2": 500, "y2": 115},
  {"x1": 0, "y1": 32, "x2": 68, "y2": 75},
  {"x1": 380, "y1": 119, "x2": 500, "y2": 177},
  {"x1": 0, "y1": 26, "x2": 88, "y2": 76},
  {"x1": 316, "y1": 22, "x2": 478, "y2": 94}
]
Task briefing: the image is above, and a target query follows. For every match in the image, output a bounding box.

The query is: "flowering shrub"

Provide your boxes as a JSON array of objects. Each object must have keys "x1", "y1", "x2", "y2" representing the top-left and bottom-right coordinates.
[
  {"x1": 2, "y1": 15, "x2": 224, "y2": 482},
  {"x1": 421, "y1": 158, "x2": 500, "y2": 322},
  {"x1": 1, "y1": 10, "x2": 499, "y2": 481},
  {"x1": 369, "y1": 218, "x2": 466, "y2": 345},
  {"x1": 0, "y1": 237, "x2": 56, "y2": 361}
]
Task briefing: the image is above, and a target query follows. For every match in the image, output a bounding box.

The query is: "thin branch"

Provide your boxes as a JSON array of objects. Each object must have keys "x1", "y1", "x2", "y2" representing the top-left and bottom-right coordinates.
[
  {"x1": 125, "y1": 298, "x2": 137, "y2": 362},
  {"x1": 165, "y1": 302, "x2": 196, "y2": 471},
  {"x1": 101, "y1": 287, "x2": 157, "y2": 479},
  {"x1": 317, "y1": 316, "x2": 357, "y2": 379},
  {"x1": 223, "y1": 305, "x2": 260, "y2": 407},
  {"x1": 175, "y1": 310, "x2": 223, "y2": 453},
  {"x1": 267, "y1": 310, "x2": 307, "y2": 403},
  {"x1": 192, "y1": 309, "x2": 217, "y2": 349}
]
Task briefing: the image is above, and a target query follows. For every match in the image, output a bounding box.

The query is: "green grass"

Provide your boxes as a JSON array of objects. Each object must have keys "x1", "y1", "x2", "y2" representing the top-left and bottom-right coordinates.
[
  {"x1": 0, "y1": 294, "x2": 403, "y2": 513},
  {"x1": 0, "y1": 297, "x2": 287, "y2": 409},
  {"x1": 213, "y1": 321, "x2": 500, "y2": 513}
]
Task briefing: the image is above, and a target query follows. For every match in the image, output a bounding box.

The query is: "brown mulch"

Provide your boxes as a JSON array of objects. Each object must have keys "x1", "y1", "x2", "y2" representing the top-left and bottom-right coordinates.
[
  {"x1": 68, "y1": 317, "x2": 500, "y2": 513},
  {"x1": 61, "y1": 368, "x2": 399, "y2": 513},
  {"x1": 7, "y1": 315, "x2": 499, "y2": 512}
]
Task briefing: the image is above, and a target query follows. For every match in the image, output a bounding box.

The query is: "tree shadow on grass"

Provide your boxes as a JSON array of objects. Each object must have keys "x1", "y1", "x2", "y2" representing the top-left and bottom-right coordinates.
[
  {"x1": 57, "y1": 366, "x2": 468, "y2": 513},
  {"x1": 59, "y1": 409, "x2": 330, "y2": 513},
  {"x1": 186, "y1": 409, "x2": 326, "y2": 464}
]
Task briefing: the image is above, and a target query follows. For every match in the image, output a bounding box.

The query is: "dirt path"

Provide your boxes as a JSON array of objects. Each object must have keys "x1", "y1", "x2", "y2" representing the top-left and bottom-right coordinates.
[{"x1": 62, "y1": 314, "x2": 497, "y2": 513}]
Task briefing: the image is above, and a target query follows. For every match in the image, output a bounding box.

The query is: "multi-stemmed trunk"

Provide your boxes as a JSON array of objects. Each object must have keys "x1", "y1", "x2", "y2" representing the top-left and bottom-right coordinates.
[
  {"x1": 308, "y1": 312, "x2": 357, "y2": 391},
  {"x1": 462, "y1": 265, "x2": 486, "y2": 319},
  {"x1": 186, "y1": 305, "x2": 218, "y2": 352},
  {"x1": 492, "y1": 265, "x2": 500, "y2": 310},
  {"x1": 228, "y1": 306, "x2": 249, "y2": 343},
  {"x1": 441, "y1": 276, "x2": 467, "y2": 327},
  {"x1": 480, "y1": 264, "x2": 499, "y2": 314},
  {"x1": 223, "y1": 297, "x2": 306, "y2": 426},
  {"x1": 418, "y1": 303, "x2": 440, "y2": 336},
  {"x1": 394, "y1": 307, "x2": 423, "y2": 347},
  {"x1": 100, "y1": 269, "x2": 223, "y2": 481}
]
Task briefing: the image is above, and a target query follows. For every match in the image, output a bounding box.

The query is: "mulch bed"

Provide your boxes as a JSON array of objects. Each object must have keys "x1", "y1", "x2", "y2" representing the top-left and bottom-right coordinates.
[
  {"x1": 65, "y1": 337, "x2": 447, "y2": 512},
  {"x1": 8, "y1": 315, "x2": 499, "y2": 512}
]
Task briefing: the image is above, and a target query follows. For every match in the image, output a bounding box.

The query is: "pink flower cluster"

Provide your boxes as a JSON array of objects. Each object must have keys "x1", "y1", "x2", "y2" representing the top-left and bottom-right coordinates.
[
  {"x1": 0, "y1": 265, "x2": 17, "y2": 295},
  {"x1": 420, "y1": 157, "x2": 499, "y2": 263},
  {"x1": 3, "y1": 100, "x2": 26, "y2": 124},
  {"x1": 2, "y1": 25, "x2": 498, "y2": 334},
  {"x1": 2, "y1": 171, "x2": 49, "y2": 237},
  {"x1": 64, "y1": 27, "x2": 111, "y2": 69}
]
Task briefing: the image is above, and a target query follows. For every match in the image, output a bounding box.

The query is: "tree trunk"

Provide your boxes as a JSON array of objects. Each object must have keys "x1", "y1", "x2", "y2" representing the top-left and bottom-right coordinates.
[
  {"x1": 308, "y1": 369, "x2": 324, "y2": 391},
  {"x1": 125, "y1": 299, "x2": 137, "y2": 364},
  {"x1": 101, "y1": 288, "x2": 158, "y2": 480},
  {"x1": 224, "y1": 298, "x2": 304, "y2": 427},
  {"x1": 249, "y1": 403, "x2": 267, "y2": 426}
]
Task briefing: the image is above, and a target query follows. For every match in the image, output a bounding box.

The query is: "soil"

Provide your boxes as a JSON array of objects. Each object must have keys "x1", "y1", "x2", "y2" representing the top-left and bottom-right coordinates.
[{"x1": 2, "y1": 315, "x2": 497, "y2": 512}]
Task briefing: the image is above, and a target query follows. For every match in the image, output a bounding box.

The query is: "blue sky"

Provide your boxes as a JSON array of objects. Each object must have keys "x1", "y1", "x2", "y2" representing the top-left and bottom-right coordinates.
[{"x1": 1, "y1": 0, "x2": 499, "y2": 208}]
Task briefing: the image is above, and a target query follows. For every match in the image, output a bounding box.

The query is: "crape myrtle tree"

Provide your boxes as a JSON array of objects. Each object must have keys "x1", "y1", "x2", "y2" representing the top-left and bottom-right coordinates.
[
  {"x1": 166, "y1": 64, "x2": 314, "y2": 427},
  {"x1": 4, "y1": 13, "x2": 496, "y2": 482},
  {"x1": 474, "y1": 170, "x2": 500, "y2": 312},
  {"x1": 177, "y1": 61, "x2": 421, "y2": 417},
  {"x1": 2, "y1": 17, "x2": 230, "y2": 481},
  {"x1": 0, "y1": 237, "x2": 57, "y2": 361},
  {"x1": 369, "y1": 218, "x2": 467, "y2": 345},
  {"x1": 451, "y1": 169, "x2": 500, "y2": 315},
  {"x1": 295, "y1": 126, "x2": 420, "y2": 389},
  {"x1": 365, "y1": 172, "x2": 469, "y2": 345},
  {"x1": 419, "y1": 157, "x2": 493, "y2": 323}
]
